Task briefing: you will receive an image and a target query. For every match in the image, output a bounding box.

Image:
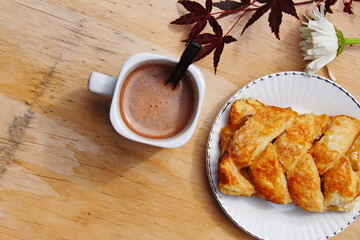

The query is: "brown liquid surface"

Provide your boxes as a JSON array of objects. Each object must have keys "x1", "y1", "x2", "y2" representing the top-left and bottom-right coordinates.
[{"x1": 120, "y1": 63, "x2": 195, "y2": 139}]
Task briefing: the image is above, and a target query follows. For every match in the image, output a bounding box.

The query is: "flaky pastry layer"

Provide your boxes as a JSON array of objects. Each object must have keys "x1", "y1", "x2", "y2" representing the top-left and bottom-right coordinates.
[{"x1": 218, "y1": 98, "x2": 360, "y2": 212}]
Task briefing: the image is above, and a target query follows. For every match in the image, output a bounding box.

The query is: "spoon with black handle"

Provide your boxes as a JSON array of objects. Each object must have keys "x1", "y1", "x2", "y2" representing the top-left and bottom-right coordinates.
[{"x1": 165, "y1": 41, "x2": 202, "y2": 90}]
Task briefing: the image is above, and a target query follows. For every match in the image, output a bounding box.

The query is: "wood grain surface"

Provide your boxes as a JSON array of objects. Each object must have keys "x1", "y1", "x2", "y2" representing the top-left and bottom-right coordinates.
[{"x1": 1, "y1": 0, "x2": 360, "y2": 239}]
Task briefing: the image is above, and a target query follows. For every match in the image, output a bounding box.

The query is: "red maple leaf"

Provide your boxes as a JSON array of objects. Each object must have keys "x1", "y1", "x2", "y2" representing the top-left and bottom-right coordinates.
[
  {"x1": 213, "y1": 0, "x2": 250, "y2": 19},
  {"x1": 242, "y1": 0, "x2": 299, "y2": 39},
  {"x1": 192, "y1": 20, "x2": 236, "y2": 73},
  {"x1": 324, "y1": 0, "x2": 337, "y2": 13},
  {"x1": 171, "y1": 0, "x2": 215, "y2": 40},
  {"x1": 343, "y1": 1, "x2": 354, "y2": 14}
]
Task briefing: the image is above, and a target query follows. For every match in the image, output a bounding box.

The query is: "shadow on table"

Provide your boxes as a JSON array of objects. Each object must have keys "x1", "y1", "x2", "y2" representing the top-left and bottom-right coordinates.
[{"x1": 48, "y1": 88, "x2": 163, "y2": 184}]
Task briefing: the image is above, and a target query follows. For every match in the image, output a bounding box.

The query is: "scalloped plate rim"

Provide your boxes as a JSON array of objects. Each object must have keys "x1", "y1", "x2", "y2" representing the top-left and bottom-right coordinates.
[{"x1": 206, "y1": 71, "x2": 360, "y2": 240}]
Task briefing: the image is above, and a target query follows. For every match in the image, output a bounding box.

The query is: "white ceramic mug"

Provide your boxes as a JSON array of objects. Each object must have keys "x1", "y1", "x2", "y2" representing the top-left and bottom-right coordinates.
[{"x1": 88, "y1": 52, "x2": 205, "y2": 148}]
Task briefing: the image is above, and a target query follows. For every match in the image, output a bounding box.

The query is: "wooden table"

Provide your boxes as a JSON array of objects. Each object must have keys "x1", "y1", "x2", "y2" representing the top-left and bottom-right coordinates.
[{"x1": 1, "y1": 0, "x2": 360, "y2": 239}]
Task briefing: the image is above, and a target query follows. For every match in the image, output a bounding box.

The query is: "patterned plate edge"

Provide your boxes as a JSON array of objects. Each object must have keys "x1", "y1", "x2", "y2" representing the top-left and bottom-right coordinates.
[{"x1": 205, "y1": 71, "x2": 360, "y2": 240}]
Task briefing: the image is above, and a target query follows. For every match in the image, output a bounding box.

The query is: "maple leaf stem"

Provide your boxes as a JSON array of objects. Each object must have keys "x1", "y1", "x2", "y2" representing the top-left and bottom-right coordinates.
[
  {"x1": 294, "y1": 0, "x2": 321, "y2": 6},
  {"x1": 224, "y1": 10, "x2": 249, "y2": 36},
  {"x1": 210, "y1": 7, "x2": 257, "y2": 16},
  {"x1": 250, "y1": 0, "x2": 262, "y2": 8},
  {"x1": 210, "y1": 9, "x2": 246, "y2": 16}
]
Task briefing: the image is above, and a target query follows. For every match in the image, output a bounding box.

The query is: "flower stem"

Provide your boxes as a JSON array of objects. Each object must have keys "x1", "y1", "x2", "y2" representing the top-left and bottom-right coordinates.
[{"x1": 344, "y1": 38, "x2": 360, "y2": 45}]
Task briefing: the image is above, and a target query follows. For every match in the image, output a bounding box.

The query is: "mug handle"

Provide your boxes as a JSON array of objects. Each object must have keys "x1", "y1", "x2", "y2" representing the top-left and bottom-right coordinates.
[{"x1": 88, "y1": 72, "x2": 117, "y2": 97}]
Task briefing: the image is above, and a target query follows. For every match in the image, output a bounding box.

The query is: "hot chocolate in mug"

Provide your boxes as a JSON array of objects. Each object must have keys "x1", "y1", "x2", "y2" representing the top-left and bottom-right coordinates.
[{"x1": 88, "y1": 52, "x2": 205, "y2": 148}]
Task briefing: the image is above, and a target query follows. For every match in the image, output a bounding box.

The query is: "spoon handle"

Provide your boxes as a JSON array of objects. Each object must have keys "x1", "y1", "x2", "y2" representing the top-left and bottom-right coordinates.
[{"x1": 166, "y1": 41, "x2": 202, "y2": 89}]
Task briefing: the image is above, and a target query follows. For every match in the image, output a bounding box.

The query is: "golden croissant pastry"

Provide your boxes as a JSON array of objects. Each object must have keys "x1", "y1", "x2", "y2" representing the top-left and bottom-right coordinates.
[{"x1": 218, "y1": 98, "x2": 360, "y2": 212}]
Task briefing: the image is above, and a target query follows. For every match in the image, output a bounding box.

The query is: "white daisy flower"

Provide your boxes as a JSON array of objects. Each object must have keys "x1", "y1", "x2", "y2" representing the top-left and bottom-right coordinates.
[{"x1": 299, "y1": 3, "x2": 360, "y2": 79}]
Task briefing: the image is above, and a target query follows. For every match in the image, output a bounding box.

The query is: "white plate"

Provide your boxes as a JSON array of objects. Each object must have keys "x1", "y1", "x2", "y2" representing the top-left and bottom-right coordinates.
[{"x1": 206, "y1": 71, "x2": 360, "y2": 240}]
